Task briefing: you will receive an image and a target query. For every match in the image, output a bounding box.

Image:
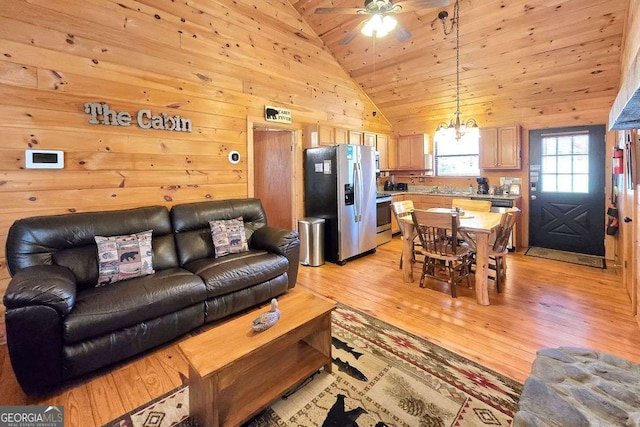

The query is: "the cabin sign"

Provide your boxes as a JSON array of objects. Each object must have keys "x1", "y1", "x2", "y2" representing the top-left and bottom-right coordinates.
[
  {"x1": 83, "y1": 102, "x2": 192, "y2": 132},
  {"x1": 264, "y1": 105, "x2": 292, "y2": 124}
]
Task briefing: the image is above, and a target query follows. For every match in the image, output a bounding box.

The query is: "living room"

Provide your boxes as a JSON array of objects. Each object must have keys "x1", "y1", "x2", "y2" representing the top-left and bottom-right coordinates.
[{"x1": 1, "y1": 0, "x2": 640, "y2": 425}]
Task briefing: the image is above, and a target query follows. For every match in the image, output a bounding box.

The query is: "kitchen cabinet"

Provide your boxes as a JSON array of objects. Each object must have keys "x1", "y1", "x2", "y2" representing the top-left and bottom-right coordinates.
[
  {"x1": 397, "y1": 134, "x2": 428, "y2": 169},
  {"x1": 363, "y1": 132, "x2": 376, "y2": 147},
  {"x1": 376, "y1": 134, "x2": 389, "y2": 170},
  {"x1": 335, "y1": 127, "x2": 348, "y2": 144},
  {"x1": 317, "y1": 125, "x2": 334, "y2": 146},
  {"x1": 349, "y1": 130, "x2": 363, "y2": 145},
  {"x1": 480, "y1": 126, "x2": 521, "y2": 169},
  {"x1": 318, "y1": 125, "x2": 349, "y2": 146}
]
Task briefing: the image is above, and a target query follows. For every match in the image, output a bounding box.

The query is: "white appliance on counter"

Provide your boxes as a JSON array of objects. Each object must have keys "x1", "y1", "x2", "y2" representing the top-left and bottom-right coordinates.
[{"x1": 304, "y1": 145, "x2": 377, "y2": 264}]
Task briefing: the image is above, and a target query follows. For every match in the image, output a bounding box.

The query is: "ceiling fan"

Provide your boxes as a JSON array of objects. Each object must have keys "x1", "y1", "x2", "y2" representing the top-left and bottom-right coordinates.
[{"x1": 315, "y1": 0, "x2": 451, "y2": 44}]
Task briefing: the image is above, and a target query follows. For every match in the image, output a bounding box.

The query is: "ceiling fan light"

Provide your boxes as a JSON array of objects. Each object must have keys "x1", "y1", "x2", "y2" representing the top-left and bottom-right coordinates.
[
  {"x1": 361, "y1": 14, "x2": 396, "y2": 38},
  {"x1": 381, "y1": 15, "x2": 397, "y2": 34},
  {"x1": 361, "y1": 14, "x2": 382, "y2": 37}
]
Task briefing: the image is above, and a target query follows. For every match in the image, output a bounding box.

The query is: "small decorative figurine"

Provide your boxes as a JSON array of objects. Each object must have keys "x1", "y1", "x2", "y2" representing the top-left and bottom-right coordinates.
[{"x1": 251, "y1": 298, "x2": 280, "y2": 332}]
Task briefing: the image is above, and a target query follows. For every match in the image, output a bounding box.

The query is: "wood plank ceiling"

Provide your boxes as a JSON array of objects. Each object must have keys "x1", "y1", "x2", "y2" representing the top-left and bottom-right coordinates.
[{"x1": 290, "y1": 0, "x2": 628, "y2": 134}]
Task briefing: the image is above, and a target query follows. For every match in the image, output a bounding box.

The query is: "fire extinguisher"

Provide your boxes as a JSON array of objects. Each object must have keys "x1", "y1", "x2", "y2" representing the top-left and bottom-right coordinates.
[{"x1": 612, "y1": 148, "x2": 624, "y2": 175}]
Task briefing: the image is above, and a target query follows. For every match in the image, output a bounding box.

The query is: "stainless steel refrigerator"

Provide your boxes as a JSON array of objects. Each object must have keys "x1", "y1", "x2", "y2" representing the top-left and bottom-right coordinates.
[{"x1": 304, "y1": 144, "x2": 377, "y2": 264}]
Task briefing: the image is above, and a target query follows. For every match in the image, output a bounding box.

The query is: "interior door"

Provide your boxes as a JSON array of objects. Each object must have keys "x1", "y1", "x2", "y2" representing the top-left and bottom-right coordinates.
[
  {"x1": 529, "y1": 125, "x2": 606, "y2": 256},
  {"x1": 253, "y1": 128, "x2": 294, "y2": 229}
]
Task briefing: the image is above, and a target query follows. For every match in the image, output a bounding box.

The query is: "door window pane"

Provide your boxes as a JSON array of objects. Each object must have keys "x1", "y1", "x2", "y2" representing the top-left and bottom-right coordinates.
[
  {"x1": 542, "y1": 139, "x2": 556, "y2": 155},
  {"x1": 557, "y1": 156, "x2": 572, "y2": 174},
  {"x1": 541, "y1": 174, "x2": 556, "y2": 192},
  {"x1": 573, "y1": 155, "x2": 588, "y2": 173},
  {"x1": 573, "y1": 135, "x2": 589, "y2": 153},
  {"x1": 542, "y1": 156, "x2": 557, "y2": 173},
  {"x1": 540, "y1": 133, "x2": 589, "y2": 193},
  {"x1": 557, "y1": 137, "x2": 573, "y2": 154},
  {"x1": 557, "y1": 175, "x2": 573, "y2": 192}
]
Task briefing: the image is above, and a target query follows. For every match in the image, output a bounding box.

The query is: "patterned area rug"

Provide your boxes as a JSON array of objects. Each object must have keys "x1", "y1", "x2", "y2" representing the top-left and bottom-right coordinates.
[
  {"x1": 105, "y1": 304, "x2": 522, "y2": 427},
  {"x1": 525, "y1": 247, "x2": 605, "y2": 269}
]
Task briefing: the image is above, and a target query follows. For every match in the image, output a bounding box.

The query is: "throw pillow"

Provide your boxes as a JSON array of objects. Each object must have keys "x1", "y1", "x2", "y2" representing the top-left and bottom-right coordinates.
[
  {"x1": 95, "y1": 230, "x2": 154, "y2": 287},
  {"x1": 210, "y1": 217, "x2": 249, "y2": 258}
]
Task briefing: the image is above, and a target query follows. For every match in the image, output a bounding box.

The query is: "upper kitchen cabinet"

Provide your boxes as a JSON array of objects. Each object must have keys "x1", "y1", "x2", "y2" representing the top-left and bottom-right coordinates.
[
  {"x1": 376, "y1": 134, "x2": 389, "y2": 170},
  {"x1": 480, "y1": 126, "x2": 521, "y2": 169},
  {"x1": 349, "y1": 130, "x2": 363, "y2": 145},
  {"x1": 307, "y1": 124, "x2": 349, "y2": 146},
  {"x1": 335, "y1": 127, "x2": 348, "y2": 144},
  {"x1": 363, "y1": 132, "x2": 376, "y2": 147},
  {"x1": 397, "y1": 134, "x2": 428, "y2": 170}
]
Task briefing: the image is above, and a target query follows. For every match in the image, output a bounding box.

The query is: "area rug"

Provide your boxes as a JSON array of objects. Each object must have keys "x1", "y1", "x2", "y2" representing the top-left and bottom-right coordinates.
[
  {"x1": 104, "y1": 304, "x2": 522, "y2": 427},
  {"x1": 525, "y1": 246, "x2": 605, "y2": 268}
]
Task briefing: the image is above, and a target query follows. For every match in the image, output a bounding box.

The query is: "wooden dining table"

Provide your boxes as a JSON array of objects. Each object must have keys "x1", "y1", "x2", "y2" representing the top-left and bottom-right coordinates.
[{"x1": 400, "y1": 209, "x2": 504, "y2": 306}]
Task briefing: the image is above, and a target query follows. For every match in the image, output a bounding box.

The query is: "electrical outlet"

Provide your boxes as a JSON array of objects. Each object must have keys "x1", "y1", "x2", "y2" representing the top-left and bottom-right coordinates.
[{"x1": 419, "y1": 177, "x2": 424, "y2": 183}]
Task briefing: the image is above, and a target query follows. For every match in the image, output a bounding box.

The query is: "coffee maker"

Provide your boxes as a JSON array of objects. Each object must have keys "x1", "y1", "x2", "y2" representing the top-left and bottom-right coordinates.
[{"x1": 476, "y1": 177, "x2": 489, "y2": 194}]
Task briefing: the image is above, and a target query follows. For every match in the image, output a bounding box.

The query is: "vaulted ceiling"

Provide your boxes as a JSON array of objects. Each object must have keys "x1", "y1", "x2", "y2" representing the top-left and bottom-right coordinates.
[{"x1": 291, "y1": 0, "x2": 628, "y2": 134}]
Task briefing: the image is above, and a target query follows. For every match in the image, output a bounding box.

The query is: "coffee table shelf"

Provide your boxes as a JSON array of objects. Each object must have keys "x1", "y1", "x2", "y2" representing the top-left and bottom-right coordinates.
[{"x1": 179, "y1": 288, "x2": 336, "y2": 427}]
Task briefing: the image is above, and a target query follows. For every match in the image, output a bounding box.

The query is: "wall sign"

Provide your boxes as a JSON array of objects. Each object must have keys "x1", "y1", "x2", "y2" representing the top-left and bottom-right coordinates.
[
  {"x1": 264, "y1": 105, "x2": 292, "y2": 124},
  {"x1": 83, "y1": 102, "x2": 192, "y2": 132}
]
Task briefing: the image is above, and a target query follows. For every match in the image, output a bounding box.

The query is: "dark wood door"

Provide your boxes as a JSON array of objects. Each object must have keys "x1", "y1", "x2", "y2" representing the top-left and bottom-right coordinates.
[
  {"x1": 529, "y1": 125, "x2": 606, "y2": 256},
  {"x1": 253, "y1": 129, "x2": 293, "y2": 229}
]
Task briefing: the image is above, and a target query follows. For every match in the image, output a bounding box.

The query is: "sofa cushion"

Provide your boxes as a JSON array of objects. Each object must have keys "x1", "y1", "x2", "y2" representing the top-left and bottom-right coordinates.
[
  {"x1": 210, "y1": 217, "x2": 249, "y2": 258},
  {"x1": 95, "y1": 230, "x2": 155, "y2": 286},
  {"x1": 6, "y1": 206, "x2": 179, "y2": 290},
  {"x1": 63, "y1": 268, "x2": 206, "y2": 344},
  {"x1": 171, "y1": 198, "x2": 267, "y2": 266},
  {"x1": 184, "y1": 250, "x2": 288, "y2": 298}
]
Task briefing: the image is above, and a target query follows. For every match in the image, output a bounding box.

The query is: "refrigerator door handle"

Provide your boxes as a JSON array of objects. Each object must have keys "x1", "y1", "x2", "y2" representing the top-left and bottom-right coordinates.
[{"x1": 354, "y1": 162, "x2": 362, "y2": 222}]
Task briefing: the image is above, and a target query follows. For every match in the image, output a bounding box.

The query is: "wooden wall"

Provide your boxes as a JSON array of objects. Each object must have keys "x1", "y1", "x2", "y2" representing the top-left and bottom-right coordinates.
[
  {"x1": 617, "y1": 0, "x2": 640, "y2": 317},
  {"x1": 0, "y1": 0, "x2": 392, "y2": 335}
]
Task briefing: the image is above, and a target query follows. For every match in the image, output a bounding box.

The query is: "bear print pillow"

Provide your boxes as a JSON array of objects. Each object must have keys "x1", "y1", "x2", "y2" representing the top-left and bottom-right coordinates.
[
  {"x1": 209, "y1": 217, "x2": 249, "y2": 258},
  {"x1": 95, "y1": 230, "x2": 154, "y2": 287}
]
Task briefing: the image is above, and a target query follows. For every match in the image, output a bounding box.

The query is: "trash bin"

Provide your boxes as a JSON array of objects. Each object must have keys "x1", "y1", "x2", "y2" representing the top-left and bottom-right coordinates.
[{"x1": 298, "y1": 217, "x2": 325, "y2": 266}]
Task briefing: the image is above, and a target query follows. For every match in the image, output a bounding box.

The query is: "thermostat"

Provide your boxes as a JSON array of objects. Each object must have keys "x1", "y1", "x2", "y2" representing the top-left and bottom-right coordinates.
[
  {"x1": 25, "y1": 149, "x2": 64, "y2": 169},
  {"x1": 228, "y1": 151, "x2": 241, "y2": 164}
]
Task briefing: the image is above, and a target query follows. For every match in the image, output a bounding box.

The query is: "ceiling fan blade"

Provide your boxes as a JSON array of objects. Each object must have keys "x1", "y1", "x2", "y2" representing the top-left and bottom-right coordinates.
[
  {"x1": 391, "y1": 0, "x2": 450, "y2": 13},
  {"x1": 395, "y1": 24, "x2": 412, "y2": 42},
  {"x1": 339, "y1": 20, "x2": 367, "y2": 45},
  {"x1": 314, "y1": 7, "x2": 368, "y2": 15}
]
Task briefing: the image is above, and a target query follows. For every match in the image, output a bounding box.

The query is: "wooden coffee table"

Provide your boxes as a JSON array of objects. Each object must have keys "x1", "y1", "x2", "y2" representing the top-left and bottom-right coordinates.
[{"x1": 178, "y1": 288, "x2": 336, "y2": 427}]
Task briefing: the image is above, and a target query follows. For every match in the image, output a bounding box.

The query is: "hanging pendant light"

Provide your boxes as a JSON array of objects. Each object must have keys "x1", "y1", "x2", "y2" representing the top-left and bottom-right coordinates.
[{"x1": 435, "y1": 0, "x2": 478, "y2": 141}]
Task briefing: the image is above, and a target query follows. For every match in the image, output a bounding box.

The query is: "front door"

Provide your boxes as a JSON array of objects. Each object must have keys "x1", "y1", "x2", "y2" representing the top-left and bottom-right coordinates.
[{"x1": 529, "y1": 125, "x2": 606, "y2": 256}]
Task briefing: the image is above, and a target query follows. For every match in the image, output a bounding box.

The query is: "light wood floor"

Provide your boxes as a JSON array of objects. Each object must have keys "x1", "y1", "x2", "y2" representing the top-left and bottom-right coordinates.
[{"x1": 1, "y1": 237, "x2": 639, "y2": 426}]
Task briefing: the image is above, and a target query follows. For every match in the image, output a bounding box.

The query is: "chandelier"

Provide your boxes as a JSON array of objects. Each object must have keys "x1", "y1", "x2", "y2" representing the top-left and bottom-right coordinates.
[{"x1": 435, "y1": 0, "x2": 478, "y2": 141}]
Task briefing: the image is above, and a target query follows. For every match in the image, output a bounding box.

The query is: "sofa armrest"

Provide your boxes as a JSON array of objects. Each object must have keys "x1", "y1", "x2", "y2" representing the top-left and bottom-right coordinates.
[
  {"x1": 252, "y1": 227, "x2": 300, "y2": 288},
  {"x1": 3, "y1": 265, "x2": 77, "y2": 316}
]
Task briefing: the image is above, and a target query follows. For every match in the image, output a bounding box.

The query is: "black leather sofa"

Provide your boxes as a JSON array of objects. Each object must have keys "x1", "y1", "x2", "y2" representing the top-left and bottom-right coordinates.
[{"x1": 3, "y1": 198, "x2": 299, "y2": 395}]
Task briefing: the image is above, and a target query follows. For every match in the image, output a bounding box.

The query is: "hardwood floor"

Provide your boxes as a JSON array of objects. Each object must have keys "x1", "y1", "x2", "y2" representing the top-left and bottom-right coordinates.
[{"x1": 0, "y1": 236, "x2": 638, "y2": 426}]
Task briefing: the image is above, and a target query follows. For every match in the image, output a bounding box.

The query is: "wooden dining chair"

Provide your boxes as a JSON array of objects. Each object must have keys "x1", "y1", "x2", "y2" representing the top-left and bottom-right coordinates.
[
  {"x1": 452, "y1": 198, "x2": 491, "y2": 213},
  {"x1": 488, "y1": 210, "x2": 519, "y2": 292},
  {"x1": 410, "y1": 210, "x2": 473, "y2": 298},
  {"x1": 391, "y1": 200, "x2": 421, "y2": 268},
  {"x1": 459, "y1": 210, "x2": 519, "y2": 293}
]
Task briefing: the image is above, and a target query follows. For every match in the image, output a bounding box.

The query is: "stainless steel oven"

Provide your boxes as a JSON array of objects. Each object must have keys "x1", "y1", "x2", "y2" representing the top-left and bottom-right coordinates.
[{"x1": 376, "y1": 195, "x2": 392, "y2": 245}]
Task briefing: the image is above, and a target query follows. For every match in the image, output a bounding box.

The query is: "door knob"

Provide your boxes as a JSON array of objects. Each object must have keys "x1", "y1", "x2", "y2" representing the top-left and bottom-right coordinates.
[
  {"x1": 624, "y1": 217, "x2": 632, "y2": 223},
  {"x1": 531, "y1": 195, "x2": 537, "y2": 200}
]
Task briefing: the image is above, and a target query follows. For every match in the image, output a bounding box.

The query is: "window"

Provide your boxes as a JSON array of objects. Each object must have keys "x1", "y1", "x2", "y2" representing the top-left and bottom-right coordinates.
[
  {"x1": 434, "y1": 129, "x2": 480, "y2": 176},
  {"x1": 540, "y1": 133, "x2": 589, "y2": 193}
]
